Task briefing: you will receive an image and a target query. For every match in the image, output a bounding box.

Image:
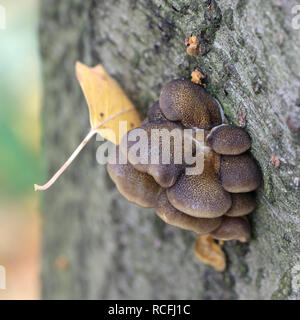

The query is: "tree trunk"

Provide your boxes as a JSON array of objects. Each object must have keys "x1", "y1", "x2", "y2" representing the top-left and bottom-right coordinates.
[{"x1": 40, "y1": 0, "x2": 300, "y2": 299}]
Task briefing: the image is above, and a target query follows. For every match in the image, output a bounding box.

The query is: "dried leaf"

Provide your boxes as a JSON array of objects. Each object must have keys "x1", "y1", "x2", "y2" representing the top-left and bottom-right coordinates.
[
  {"x1": 34, "y1": 62, "x2": 141, "y2": 191},
  {"x1": 185, "y1": 35, "x2": 199, "y2": 55},
  {"x1": 191, "y1": 68, "x2": 206, "y2": 87},
  {"x1": 194, "y1": 234, "x2": 226, "y2": 272},
  {"x1": 76, "y1": 62, "x2": 141, "y2": 144}
]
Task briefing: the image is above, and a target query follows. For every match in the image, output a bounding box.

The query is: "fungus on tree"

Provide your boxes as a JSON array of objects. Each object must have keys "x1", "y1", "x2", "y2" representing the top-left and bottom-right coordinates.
[
  {"x1": 206, "y1": 124, "x2": 251, "y2": 155},
  {"x1": 105, "y1": 77, "x2": 261, "y2": 271},
  {"x1": 120, "y1": 121, "x2": 185, "y2": 188},
  {"x1": 167, "y1": 161, "x2": 232, "y2": 218},
  {"x1": 146, "y1": 101, "x2": 169, "y2": 124},
  {"x1": 220, "y1": 154, "x2": 262, "y2": 193},
  {"x1": 156, "y1": 191, "x2": 222, "y2": 234},
  {"x1": 107, "y1": 148, "x2": 161, "y2": 208},
  {"x1": 35, "y1": 59, "x2": 263, "y2": 273},
  {"x1": 210, "y1": 216, "x2": 251, "y2": 242},
  {"x1": 225, "y1": 193, "x2": 256, "y2": 217},
  {"x1": 159, "y1": 79, "x2": 222, "y2": 129}
]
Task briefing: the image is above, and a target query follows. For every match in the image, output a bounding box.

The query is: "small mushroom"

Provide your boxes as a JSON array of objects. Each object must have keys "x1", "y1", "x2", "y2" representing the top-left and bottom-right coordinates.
[
  {"x1": 120, "y1": 121, "x2": 185, "y2": 188},
  {"x1": 220, "y1": 154, "x2": 261, "y2": 193},
  {"x1": 156, "y1": 191, "x2": 222, "y2": 234},
  {"x1": 225, "y1": 193, "x2": 256, "y2": 217},
  {"x1": 206, "y1": 124, "x2": 251, "y2": 155},
  {"x1": 146, "y1": 101, "x2": 168, "y2": 123},
  {"x1": 159, "y1": 79, "x2": 222, "y2": 129},
  {"x1": 210, "y1": 216, "x2": 251, "y2": 242},
  {"x1": 167, "y1": 160, "x2": 232, "y2": 218},
  {"x1": 107, "y1": 148, "x2": 161, "y2": 208}
]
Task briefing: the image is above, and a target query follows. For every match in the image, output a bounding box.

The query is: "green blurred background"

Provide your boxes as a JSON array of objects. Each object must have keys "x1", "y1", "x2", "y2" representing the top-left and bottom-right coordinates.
[{"x1": 0, "y1": 0, "x2": 42, "y2": 299}]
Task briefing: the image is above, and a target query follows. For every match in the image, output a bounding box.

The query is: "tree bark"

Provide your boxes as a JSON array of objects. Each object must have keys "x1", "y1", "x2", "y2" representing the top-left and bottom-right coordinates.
[{"x1": 40, "y1": 0, "x2": 300, "y2": 299}]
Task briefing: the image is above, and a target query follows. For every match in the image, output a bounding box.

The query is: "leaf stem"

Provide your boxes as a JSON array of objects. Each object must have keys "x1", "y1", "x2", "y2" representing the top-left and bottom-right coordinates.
[
  {"x1": 34, "y1": 130, "x2": 96, "y2": 191},
  {"x1": 34, "y1": 109, "x2": 131, "y2": 191}
]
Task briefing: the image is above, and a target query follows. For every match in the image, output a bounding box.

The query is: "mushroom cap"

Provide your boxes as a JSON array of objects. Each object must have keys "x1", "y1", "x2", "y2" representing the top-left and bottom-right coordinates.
[
  {"x1": 220, "y1": 154, "x2": 261, "y2": 193},
  {"x1": 107, "y1": 149, "x2": 161, "y2": 208},
  {"x1": 210, "y1": 216, "x2": 251, "y2": 242},
  {"x1": 156, "y1": 191, "x2": 222, "y2": 234},
  {"x1": 120, "y1": 121, "x2": 185, "y2": 188},
  {"x1": 146, "y1": 101, "x2": 168, "y2": 123},
  {"x1": 206, "y1": 124, "x2": 251, "y2": 155},
  {"x1": 159, "y1": 79, "x2": 222, "y2": 129},
  {"x1": 146, "y1": 163, "x2": 184, "y2": 188},
  {"x1": 167, "y1": 162, "x2": 232, "y2": 218},
  {"x1": 225, "y1": 193, "x2": 256, "y2": 217}
]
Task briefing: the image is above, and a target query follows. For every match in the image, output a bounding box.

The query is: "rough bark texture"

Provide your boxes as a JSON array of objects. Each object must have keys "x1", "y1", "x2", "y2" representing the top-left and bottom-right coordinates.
[{"x1": 40, "y1": 0, "x2": 300, "y2": 299}]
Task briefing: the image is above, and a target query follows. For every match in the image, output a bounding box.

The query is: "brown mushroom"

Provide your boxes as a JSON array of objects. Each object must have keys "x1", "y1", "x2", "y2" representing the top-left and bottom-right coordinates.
[
  {"x1": 156, "y1": 191, "x2": 222, "y2": 234},
  {"x1": 120, "y1": 121, "x2": 185, "y2": 188},
  {"x1": 146, "y1": 101, "x2": 168, "y2": 123},
  {"x1": 167, "y1": 157, "x2": 232, "y2": 218},
  {"x1": 206, "y1": 124, "x2": 251, "y2": 155},
  {"x1": 225, "y1": 193, "x2": 256, "y2": 217},
  {"x1": 220, "y1": 154, "x2": 261, "y2": 193},
  {"x1": 159, "y1": 79, "x2": 222, "y2": 129},
  {"x1": 210, "y1": 216, "x2": 251, "y2": 242},
  {"x1": 107, "y1": 148, "x2": 161, "y2": 208}
]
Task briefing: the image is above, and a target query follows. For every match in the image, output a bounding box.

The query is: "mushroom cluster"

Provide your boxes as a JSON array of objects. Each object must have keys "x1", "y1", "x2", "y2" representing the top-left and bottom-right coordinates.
[{"x1": 107, "y1": 79, "x2": 261, "y2": 259}]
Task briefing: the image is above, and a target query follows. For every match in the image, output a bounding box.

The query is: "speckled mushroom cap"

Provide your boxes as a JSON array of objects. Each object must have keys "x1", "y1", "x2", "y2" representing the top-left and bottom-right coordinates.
[
  {"x1": 167, "y1": 158, "x2": 232, "y2": 218},
  {"x1": 156, "y1": 191, "x2": 222, "y2": 234},
  {"x1": 146, "y1": 101, "x2": 168, "y2": 123},
  {"x1": 206, "y1": 124, "x2": 251, "y2": 155},
  {"x1": 120, "y1": 121, "x2": 185, "y2": 188},
  {"x1": 159, "y1": 79, "x2": 222, "y2": 129},
  {"x1": 107, "y1": 148, "x2": 161, "y2": 208},
  {"x1": 220, "y1": 154, "x2": 261, "y2": 193},
  {"x1": 225, "y1": 193, "x2": 256, "y2": 217},
  {"x1": 210, "y1": 216, "x2": 251, "y2": 242}
]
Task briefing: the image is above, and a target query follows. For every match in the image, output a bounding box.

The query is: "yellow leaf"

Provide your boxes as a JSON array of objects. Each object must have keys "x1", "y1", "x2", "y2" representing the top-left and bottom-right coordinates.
[
  {"x1": 34, "y1": 62, "x2": 142, "y2": 191},
  {"x1": 76, "y1": 62, "x2": 141, "y2": 144},
  {"x1": 194, "y1": 234, "x2": 226, "y2": 272}
]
